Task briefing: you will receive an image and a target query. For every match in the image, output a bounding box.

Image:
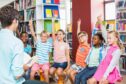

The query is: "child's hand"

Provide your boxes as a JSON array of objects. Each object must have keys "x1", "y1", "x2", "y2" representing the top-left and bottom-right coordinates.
[
  {"x1": 77, "y1": 18, "x2": 81, "y2": 26},
  {"x1": 29, "y1": 19, "x2": 33, "y2": 30},
  {"x1": 99, "y1": 77, "x2": 107, "y2": 84}
]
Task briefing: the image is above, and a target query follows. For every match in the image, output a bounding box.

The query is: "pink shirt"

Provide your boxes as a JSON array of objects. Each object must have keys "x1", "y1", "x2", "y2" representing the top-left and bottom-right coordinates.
[{"x1": 53, "y1": 41, "x2": 69, "y2": 63}]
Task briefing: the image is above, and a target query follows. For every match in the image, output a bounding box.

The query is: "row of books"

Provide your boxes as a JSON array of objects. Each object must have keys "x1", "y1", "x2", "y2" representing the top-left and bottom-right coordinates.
[
  {"x1": 19, "y1": 8, "x2": 36, "y2": 21},
  {"x1": 18, "y1": 21, "x2": 36, "y2": 34},
  {"x1": 117, "y1": 12, "x2": 126, "y2": 20},
  {"x1": 44, "y1": 20, "x2": 60, "y2": 33},
  {"x1": 117, "y1": 0, "x2": 126, "y2": 8},
  {"x1": 120, "y1": 57, "x2": 126, "y2": 71},
  {"x1": 120, "y1": 35, "x2": 126, "y2": 43},
  {"x1": 45, "y1": 9, "x2": 59, "y2": 18},
  {"x1": 15, "y1": 0, "x2": 36, "y2": 11},
  {"x1": 116, "y1": 22, "x2": 126, "y2": 31},
  {"x1": 27, "y1": 8, "x2": 36, "y2": 21},
  {"x1": 43, "y1": 0, "x2": 60, "y2": 4}
]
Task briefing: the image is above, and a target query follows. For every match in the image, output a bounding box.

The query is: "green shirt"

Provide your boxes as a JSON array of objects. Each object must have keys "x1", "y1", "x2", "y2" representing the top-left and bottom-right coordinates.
[{"x1": 88, "y1": 47, "x2": 100, "y2": 67}]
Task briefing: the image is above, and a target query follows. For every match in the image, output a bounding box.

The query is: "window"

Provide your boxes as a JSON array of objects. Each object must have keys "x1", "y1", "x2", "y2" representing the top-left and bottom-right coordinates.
[{"x1": 104, "y1": 0, "x2": 115, "y2": 20}]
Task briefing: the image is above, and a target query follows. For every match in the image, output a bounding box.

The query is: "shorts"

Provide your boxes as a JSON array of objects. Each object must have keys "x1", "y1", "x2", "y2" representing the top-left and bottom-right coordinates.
[
  {"x1": 31, "y1": 63, "x2": 50, "y2": 72},
  {"x1": 52, "y1": 62, "x2": 67, "y2": 70},
  {"x1": 71, "y1": 64, "x2": 84, "y2": 73}
]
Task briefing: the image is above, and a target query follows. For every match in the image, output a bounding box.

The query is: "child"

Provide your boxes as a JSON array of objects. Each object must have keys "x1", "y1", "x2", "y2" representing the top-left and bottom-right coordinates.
[
  {"x1": 88, "y1": 31, "x2": 123, "y2": 84},
  {"x1": 75, "y1": 33, "x2": 105, "y2": 84},
  {"x1": 68, "y1": 19, "x2": 90, "y2": 84},
  {"x1": 29, "y1": 20, "x2": 52, "y2": 83},
  {"x1": 49, "y1": 19, "x2": 70, "y2": 83},
  {"x1": 20, "y1": 32, "x2": 32, "y2": 55}
]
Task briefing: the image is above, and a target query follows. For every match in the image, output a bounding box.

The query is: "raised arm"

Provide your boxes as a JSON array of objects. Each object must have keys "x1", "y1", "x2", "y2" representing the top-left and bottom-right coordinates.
[
  {"x1": 77, "y1": 19, "x2": 81, "y2": 36},
  {"x1": 52, "y1": 18, "x2": 56, "y2": 41},
  {"x1": 29, "y1": 19, "x2": 37, "y2": 42}
]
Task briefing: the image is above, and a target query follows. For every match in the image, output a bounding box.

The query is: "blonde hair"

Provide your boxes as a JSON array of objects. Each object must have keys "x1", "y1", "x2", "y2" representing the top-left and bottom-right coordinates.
[
  {"x1": 40, "y1": 30, "x2": 49, "y2": 37},
  {"x1": 108, "y1": 31, "x2": 124, "y2": 51}
]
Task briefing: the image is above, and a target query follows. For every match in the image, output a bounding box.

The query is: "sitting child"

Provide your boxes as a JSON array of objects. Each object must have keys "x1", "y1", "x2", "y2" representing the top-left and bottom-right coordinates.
[
  {"x1": 88, "y1": 31, "x2": 123, "y2": 84},
  {"x1": 20, "y1": 32, "x2": 32, "y2": 55},
  {"x1": 29, "y1": 20, "x2": 52, "y2": 83},
  {"x1": 67, "y1": 19, "x2": 90, "y2": 84},
  {"x1": 75, "y1": 33, "x2": 105, "y2": 84},
  {"x1": 49, "y1": 19, "x2": 70, "y2": 84}
]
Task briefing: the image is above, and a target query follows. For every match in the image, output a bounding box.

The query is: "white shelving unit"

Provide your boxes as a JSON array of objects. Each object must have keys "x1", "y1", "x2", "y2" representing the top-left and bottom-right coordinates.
[{"x1": 116, "y1": 0, "x2": 126, "y2": 73}]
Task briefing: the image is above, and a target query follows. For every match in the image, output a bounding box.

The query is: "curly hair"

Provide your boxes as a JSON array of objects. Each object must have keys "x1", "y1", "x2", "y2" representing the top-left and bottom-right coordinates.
[{"x1": 0, "y1": 5, "x2": 19, "y2": 28}]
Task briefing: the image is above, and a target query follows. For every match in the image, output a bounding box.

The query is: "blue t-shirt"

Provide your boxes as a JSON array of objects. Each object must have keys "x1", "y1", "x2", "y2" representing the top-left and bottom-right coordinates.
[
  {"x1": 24, "y1": 44, "x2": 32, "y2": 54},
  {"x1": 36, "y1": 40, "x2": 52, "y2": 64}
]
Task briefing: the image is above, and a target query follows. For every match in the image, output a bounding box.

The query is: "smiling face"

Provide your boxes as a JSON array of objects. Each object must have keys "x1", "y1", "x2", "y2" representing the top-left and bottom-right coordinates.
[
  {"x1": 57, "y1": 30, "x2": 65, "y2": 41},
  {"x1": 78, "y1": 32, "x2": 88, "y2": 43},
  {"x1": 92, "y1": 35, "x2": 101, "y2": 46},
  {"x1": 41, "y1": 33, "x2": 48, "y2": 43},
  {"x1": 107, "y1": 32, "x2": 118, "y2": 45},
  {"x1": 21, "y1": 33, "x2": 28, "y2": 43}
]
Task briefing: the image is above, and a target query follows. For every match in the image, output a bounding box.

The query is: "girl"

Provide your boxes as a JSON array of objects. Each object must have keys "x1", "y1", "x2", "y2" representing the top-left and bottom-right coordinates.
[
  {"x1": 88, "y1": 31, "x2": 123, "y2": 84},
  {"x1": 49, "y1": 19, "x2": 70, "y2": 83},
  {"x1": 75, "y1": 33, "x2": 105, "y2": 84}
]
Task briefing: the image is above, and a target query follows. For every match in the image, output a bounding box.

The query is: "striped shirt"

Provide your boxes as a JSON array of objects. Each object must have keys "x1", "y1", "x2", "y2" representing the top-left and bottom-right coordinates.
[{"x1": 36, "y1": 39, "x2": 52, "y2": 64}]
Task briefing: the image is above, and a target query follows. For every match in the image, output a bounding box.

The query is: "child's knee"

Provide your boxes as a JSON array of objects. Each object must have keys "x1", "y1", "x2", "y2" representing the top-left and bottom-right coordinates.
[
  {"x1": 49, "y1": 68, "x2": 55, "y2": 75},
  {"x1": 57, "y1": 69, "x2": 63, "y2": 76},
  {"x1": 70, "y1": 70, "x2": 76, "y2": 77}
]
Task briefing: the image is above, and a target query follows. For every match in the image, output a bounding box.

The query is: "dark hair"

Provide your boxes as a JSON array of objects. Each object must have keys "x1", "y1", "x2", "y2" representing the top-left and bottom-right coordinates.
[
  {"x1": 57, "y1": 29, "x2": 65, "y2": 35},
  {"x1": 0, "y1": 5, "x2": 19, "y2": 28},
  {"x1": 20, "y1": 32, "x2": 28, "y2": 37},
  {"x1": 93, "y1": 33, "x2": 105, "y2": 45},
  {"x1": 57, "y1": 29, "x2": 66, "y2": 42}
]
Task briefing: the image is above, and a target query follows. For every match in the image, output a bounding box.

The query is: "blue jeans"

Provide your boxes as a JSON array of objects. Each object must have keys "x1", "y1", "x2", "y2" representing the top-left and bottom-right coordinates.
[
  {"x1": 75, "y1": 66, "x2": 97, "y2": 84},
  {"x1": 23, "y1": 68, "x2": 31, "y2": 80}
]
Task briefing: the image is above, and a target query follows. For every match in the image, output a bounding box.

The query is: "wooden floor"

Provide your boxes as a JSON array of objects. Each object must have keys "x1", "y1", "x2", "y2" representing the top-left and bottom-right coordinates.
[{"x1": 50, "y1": 75, "x2": 126, "y2": 84}]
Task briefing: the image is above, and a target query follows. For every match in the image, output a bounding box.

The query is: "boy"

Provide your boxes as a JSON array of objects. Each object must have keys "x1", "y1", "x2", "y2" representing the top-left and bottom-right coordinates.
[
  {"x1": 68, "y1": 19, "x2": 90, "y2": 84},
  {"x1": 29, "y1": 20, "x2": 52, "y2": 83}
]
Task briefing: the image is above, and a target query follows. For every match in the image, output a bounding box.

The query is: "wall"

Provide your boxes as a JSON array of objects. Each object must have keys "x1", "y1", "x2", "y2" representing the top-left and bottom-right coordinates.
[
  {"x1": 0, "y1": 0, "x2": 14, "y2": 8},
  {"x1": 72, "y1": 0, "x2": 91, "y2": 61}
]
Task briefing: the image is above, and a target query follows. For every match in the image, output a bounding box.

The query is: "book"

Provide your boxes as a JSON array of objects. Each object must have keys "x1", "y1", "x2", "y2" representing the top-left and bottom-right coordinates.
[
  {"x1": 44, "y1": 20, "x2": 52, "y2": 33},
  {"x1": 27, "y1": 8, "x2": 36, "y2": 20},
  {"x1": 54, "y1": 0, "x2": 59, "y2": 4},
  {"x1": 54, "y1": 21, "x2": 60, "y2": 32},
  {"x1": 46, "y1": 0, "x2": 51, "y2": 3},
  {"x1": 53, "y1": 10, "x2": 59, "y2": 18},
  {"x1": 46, "y1": 9, "x2": 52, "y2": 18},
  {"x1": 19, "y1": 11, "x2": 24, "y2": 21}
]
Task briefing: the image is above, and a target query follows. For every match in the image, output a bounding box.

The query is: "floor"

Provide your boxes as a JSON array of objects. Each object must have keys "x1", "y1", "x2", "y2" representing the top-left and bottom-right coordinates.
[{"x1": 50, "y1": 75, "x2": 126, "y2": 84}]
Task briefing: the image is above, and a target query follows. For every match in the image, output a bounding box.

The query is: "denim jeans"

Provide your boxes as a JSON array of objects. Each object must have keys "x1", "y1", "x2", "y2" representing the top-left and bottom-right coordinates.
[{"x1": 75, "y1": 66, "x2": 97, "y2": 84}]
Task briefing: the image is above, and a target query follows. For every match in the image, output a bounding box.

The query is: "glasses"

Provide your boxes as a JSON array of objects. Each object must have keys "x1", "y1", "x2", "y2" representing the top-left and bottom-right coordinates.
[{"x1": 78, "y1": 35, "x2": 85, "y2": 39}]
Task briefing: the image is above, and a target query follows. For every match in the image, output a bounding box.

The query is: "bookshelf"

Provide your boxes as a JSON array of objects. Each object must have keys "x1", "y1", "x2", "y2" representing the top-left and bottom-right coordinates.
[{"x1": 116, "y1": 0, "x2": 126, "y2": 73}]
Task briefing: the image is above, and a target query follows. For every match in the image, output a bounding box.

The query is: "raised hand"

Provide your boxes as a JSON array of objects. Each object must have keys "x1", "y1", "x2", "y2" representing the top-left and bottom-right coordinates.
[{"x1": 77, "y1": 18, "x2": 81, "y2": 26}]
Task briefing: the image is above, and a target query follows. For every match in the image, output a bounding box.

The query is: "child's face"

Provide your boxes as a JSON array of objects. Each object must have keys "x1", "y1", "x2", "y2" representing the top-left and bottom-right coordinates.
[
  {"x1": 107, "y1": 33, "x2": 117, "y2": 45},
  {"x1": 41, "y1": 33, "x2": 48, "y2": 42},
  {"x1": 92, "y1": 35, "x2": 100, "y2": 46},
  {"x1": 57, "y1": 31, "x2": 65, "y2": 41},
  {"x1": 78, "y1": 33, "x2": 87, "y2": 43},
  {"x1": 21, "y1": 33, "x2": 28, "y2": 43}
]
